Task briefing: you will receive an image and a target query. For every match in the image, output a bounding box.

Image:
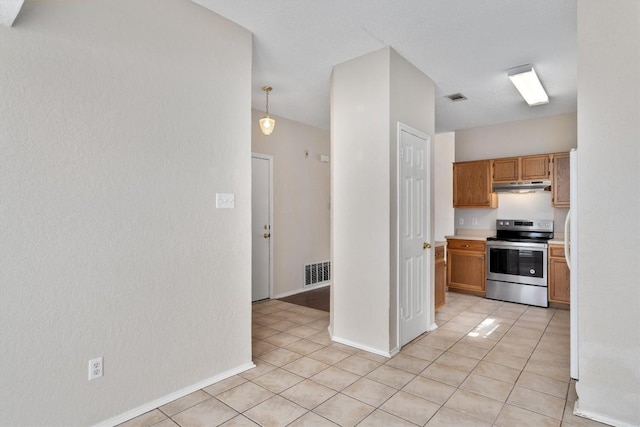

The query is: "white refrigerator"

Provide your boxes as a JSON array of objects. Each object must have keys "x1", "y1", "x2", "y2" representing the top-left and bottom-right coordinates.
[{"x1": 564, "y1": 149, "x2": 579, "y2": 379}]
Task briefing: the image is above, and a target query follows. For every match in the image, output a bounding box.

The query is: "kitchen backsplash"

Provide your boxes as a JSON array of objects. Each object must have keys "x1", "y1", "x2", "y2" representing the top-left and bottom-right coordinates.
[{"x1": 454, "y1": 192, "x2": 570, "y2": 232}]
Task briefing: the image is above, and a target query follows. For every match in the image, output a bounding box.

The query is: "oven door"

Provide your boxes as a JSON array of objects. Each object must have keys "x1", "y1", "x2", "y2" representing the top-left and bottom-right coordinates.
[{"x1": 486, "y1": 241, "x2": 548, "y2": 287}]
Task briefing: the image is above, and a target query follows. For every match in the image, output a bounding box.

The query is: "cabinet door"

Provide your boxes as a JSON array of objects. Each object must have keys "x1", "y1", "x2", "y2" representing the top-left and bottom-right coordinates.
[
  {"x1": 552, "y1": 153, "x2": 570, "y2": 207},
  {"x1": 492, "y1": 157, "x2": 520, "y2": 182},
  {"x1": 549, "y1": 257, "x2": 570, "y2": 303},
  {"x1": 453, "y1": 161, "x2": 497, "y2": 208},
  {"x1": 435, "y1": 247, "x2": 445, "y2": 309},
  {"x1": 521, "y1": 155, "x2": 550, "y2": 180},
  {"x1": 447, "y1": 250, "x2": 485, "y2": 293}
]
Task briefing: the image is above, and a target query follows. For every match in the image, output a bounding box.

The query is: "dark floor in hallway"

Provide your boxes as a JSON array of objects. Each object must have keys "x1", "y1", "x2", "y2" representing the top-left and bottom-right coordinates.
[{"x1": 278, "y1": 286, "x2": 330, "y2": 312}]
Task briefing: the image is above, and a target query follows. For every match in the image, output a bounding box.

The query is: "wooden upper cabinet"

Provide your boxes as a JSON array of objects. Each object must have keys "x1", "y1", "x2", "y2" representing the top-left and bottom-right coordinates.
[
  {"x1": 492, "y1": 154, "x2": 550, "y2": 182},
  {"x1": 455, "y1": 151, "x2": 569, "y2": 209},
  {"x1": 453, "y1": 160, "x2": 497, "y2": 208},
  {"x1": 521, "y1": 155, "x2": 551, "y2": 180},
  {"x1": 552, "y1": 153, "x2": 570, "y2": 207},
  {"x1": 492, "y1": 157, "x2": 520, "y2": 182}
]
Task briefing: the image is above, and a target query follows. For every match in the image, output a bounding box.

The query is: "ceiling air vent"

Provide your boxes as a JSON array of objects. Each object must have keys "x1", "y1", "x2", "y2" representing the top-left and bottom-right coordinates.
[{"x1": 445, "y1": 93, "x2": 468, "y2": 102}]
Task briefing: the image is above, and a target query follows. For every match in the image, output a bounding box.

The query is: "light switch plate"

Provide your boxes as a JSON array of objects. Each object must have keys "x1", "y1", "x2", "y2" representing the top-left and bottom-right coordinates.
[{"x1": 216, "y1": 193, "x2": 235, "y2": 209}]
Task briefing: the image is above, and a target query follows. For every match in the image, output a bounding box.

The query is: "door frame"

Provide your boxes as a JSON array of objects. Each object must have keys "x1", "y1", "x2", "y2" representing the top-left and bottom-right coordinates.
[
  {"x1": 395, "y1": 122, "x2": 436, "y2": 350},
  {"x1": 251, "y1": 153, "x2": 274, "y2": 301}
]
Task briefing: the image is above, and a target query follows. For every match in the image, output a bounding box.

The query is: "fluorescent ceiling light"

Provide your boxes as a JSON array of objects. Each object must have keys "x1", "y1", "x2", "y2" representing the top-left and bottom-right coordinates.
[
  {"x1": 508, "y1": 65, "x2": 549, "y2": 106},
  {"x1": 0, "y1": 0, "x2": 24, "y2": 27}
]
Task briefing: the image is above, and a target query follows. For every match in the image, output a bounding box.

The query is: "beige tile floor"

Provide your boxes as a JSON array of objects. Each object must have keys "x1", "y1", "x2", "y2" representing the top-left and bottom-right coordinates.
[{"x1": 120, "y1": 292, "x2": 610, "y2": 427}]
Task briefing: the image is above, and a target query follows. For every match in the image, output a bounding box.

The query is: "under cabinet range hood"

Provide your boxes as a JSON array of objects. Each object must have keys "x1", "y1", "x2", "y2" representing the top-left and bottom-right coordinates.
[{"x1": 492, "y1": 180, "x2": 551, "y2": 193}]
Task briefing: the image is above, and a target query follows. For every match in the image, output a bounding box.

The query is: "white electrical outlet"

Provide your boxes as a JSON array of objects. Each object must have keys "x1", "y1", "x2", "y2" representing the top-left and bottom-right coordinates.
[
  {"x1": 472, "y1": 218, "x2": 478, "y2": 225},
  {"x1": 88, "y1": 357, "x2": 103, "y2": 380},
  {"x1": 459, "y1": 218, "x2": 464, "y2": 225}
]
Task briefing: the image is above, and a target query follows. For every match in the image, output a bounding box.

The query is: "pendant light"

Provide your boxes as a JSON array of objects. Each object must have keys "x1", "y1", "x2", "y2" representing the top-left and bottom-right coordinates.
[{"x1": 259, "y1": 86, "x2": 275, "y2": 135}]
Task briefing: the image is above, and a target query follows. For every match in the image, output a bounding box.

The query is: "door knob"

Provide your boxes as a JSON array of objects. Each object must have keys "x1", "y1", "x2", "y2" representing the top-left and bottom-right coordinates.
[
  {"x1": 263, "y1": 233, "x2": 271, "y2": 238},
  {"x1": 423, "y1": 242, "x2": 431, "y2": 249}
]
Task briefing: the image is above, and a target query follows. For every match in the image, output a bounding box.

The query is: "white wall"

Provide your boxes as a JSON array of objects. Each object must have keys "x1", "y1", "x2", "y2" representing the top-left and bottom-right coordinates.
[
  {"x1": 331, "y1": 48, "x2": 392, "y2": 354},
  {"x1": 0, "y1": 1, "x2": 253, "y2": 425},
  {"x1": 455, "y1": 113, "x2": 577, "y2": 162},
  {"x1": 575, "y1": 2, "x2": 640, "y2": 425},
  {"x1": 454, "y1": 193, "x2": 564, "y2": 233},
  {"x1": 331, "y1": 47, "x2": 434, "y2": 355},
  {"x1": 453, "y1": 114, "x2": 576, "y2": 232},
  {"x1": 389, "y1": 48, "x2": 436, "y2": 350},
  {"x1": 434, "y1": 132, "x2": 455, "y2": 241},
  {"x1": 251, "y1": 110, "x2": 330, "y2": 297}
]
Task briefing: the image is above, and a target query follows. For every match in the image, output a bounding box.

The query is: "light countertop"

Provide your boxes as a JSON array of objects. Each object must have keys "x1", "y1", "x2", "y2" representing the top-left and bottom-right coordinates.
[
  {"x1": 445, "y1": 229, "x2": 494, "y2": 241},
  {"x1": 445, "y1": 235, "x2": 488, "y2": 241},
  {"x1": 445, "y1": 230, "x2": 566, "y2": 245}
]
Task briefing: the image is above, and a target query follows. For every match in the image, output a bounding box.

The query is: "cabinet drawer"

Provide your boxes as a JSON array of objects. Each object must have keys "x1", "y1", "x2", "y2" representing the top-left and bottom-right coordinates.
[
  {"x1": 447, "y1": 239, "x2": 485, "y2": 252},
  {"x1": 435, "y1": 245, "x2": 445, "y2": 260},
  {"x1": 549, "y1": 244, "x2": 565, "y2": 258}
]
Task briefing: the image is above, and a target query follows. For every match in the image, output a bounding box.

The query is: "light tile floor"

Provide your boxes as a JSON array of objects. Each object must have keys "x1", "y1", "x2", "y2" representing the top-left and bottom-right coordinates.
[{"x1": 120, "y1": 292, "x2": 611, "y2": 427}]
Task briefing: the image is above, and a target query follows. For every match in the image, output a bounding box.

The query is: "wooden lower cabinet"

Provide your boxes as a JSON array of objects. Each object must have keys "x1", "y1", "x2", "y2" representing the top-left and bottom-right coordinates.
[
  {"x1": 549, "y1": 244, "x2": 570, "y2": 304},
  {"x1": 446, "y1": 239, "x2": 486, "y2": 296},
  {"x1": 435, "y1": 245, "x2": 446, "y2": 309}
]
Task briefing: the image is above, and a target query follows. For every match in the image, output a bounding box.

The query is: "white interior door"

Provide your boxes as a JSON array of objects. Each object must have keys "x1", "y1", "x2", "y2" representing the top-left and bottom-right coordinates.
[
  {"x1": 251, "y1": 155, "x2": 272, "y2": 302},
  {"x1": 399, "y1": 125, "x2": 432, "y2": 347}
]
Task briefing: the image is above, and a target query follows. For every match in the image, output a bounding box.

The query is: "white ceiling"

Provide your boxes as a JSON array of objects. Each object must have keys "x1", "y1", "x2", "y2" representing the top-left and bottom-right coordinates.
[{"x1": 192, "y1": 0, "x2": 577, "y2": 133}]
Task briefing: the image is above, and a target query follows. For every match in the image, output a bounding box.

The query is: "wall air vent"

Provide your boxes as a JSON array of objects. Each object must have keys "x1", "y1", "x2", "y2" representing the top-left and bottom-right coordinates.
[
  {"x1": 445, "y1": 93, "x2": 468, "y2": 102},
  {"x1": 305, "y1": 261, "x2": 331, "y2": 287}
]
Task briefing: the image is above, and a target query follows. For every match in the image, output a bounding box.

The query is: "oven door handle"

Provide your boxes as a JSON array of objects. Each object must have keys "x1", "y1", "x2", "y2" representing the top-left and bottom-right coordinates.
[{"x1": 486, "y1": 241, "x2": 548, "y2": 250}]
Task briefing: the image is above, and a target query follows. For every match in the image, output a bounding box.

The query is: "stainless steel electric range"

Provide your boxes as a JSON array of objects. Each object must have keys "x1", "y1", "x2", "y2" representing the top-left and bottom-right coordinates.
[{"x1": 486, "y1": 219, "x2": 554, "y2": 308}]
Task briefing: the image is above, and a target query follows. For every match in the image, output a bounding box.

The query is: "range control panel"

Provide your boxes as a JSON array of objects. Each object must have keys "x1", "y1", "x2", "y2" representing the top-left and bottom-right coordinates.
[{"x1": 496, "y1": 219, "x2": 553, "y2": 232}]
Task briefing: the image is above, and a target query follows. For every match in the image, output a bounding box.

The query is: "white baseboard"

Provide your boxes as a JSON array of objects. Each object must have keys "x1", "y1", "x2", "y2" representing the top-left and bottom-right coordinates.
[
  {"x1": 573, "y1": 399, "x2": 636, "y2": 427},
  {"x1": 93, "y1": 361, "x2": 255, "y2": 427},
  {"x1": 329, "y1": 333, "x2": 393, "y2": 358},
  {"x1": 429, "y1": 322, "x2": 439, "y2": 332},
  {"x1": 272, "y1": 282, "x2": 330, "y2": 299}
]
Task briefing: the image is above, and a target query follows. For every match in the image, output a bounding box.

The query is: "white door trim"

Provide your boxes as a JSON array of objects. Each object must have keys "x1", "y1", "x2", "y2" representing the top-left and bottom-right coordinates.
[
  {"x1": 251, "y1": 153, "x2": 274, "y2": 300},
  {"x1": 395, "y1": 122, "x2": 435, "y2": 350}
]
